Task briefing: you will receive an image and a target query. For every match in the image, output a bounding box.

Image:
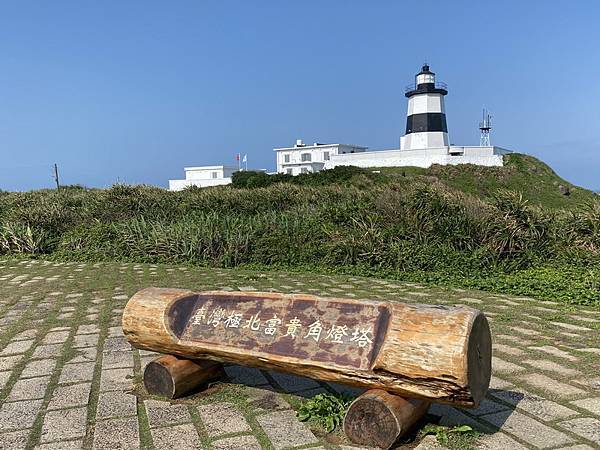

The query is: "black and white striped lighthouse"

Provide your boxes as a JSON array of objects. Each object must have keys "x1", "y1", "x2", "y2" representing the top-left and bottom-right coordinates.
[{"x1": 400, "y1": 64, "x2": 449, "y2": 150}]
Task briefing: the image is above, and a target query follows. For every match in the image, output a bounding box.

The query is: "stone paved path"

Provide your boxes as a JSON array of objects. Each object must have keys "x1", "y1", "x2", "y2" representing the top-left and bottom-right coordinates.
[{"x1": 0, "y1": 259, "x2": 598, "y2": 449}]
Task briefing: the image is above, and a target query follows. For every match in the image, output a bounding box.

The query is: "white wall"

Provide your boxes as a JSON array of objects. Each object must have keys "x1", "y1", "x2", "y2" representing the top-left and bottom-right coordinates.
[
  {"x1": 169, "y1": 177, "x2": 232, "y2": 191},
  {"x1": 323, "y1": 146, "x2": 507, "y2": 169}
]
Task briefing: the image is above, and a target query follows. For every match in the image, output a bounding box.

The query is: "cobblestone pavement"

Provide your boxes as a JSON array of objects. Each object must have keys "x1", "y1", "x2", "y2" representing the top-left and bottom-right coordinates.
[{"x1": 0, "y1": 260, "x2": 599, "y2": 449}]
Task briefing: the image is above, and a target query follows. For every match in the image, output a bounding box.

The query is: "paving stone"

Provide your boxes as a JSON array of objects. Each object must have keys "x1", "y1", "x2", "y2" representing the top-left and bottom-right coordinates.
[
  {"x1": 510, "y1": 326, "x2": 541, "y2": 336},
  {"x1": 197, "y1": 402, "x2": 251, "y2": 437},
  {"x1": 477, "y1": 432, "x2": 529, "y2": 449},
  {"x1": 0, "y1": 399, "x2": 44, "y2": 431},
  {"x1": 494, "y1": 343, "x2": 525, "y2": 356},
  {"x1": 40, "y1": 407, "x2": 87, "y2": 443},
  {"x1": 7, "y1": 375, "x2": 50, "y2": 401},
  {"x1": 0, "y1": 429, "x2": 30, "y2": 449},
  {"x1": 246, "y1": 386, "x2": 291, "y2": 411},
  {"x1": 76, "y1": 324, "x2": 100, "y2": 335},
  {"x1": 92, "y1": 417, "x2": 140, "y2": 450},
  {"x1": 482, "y1": 410, "x2": 575, "y2": 448},
  {"x1": 72, "y1": 333, "x2": 99, "y2": 348},
  {"x1": 437, "y1": 407, "x2": 492, "y2": 432},
  {"x1": 102, "y1": 351, "x2": 134, "y2": 369},
  {"x1": 468, "y1": 398, "x2": 511, "y2": 416},
  {"x1": 555, "y1": 445, "x2": 596, "y2": 450},
  {"x1": 523, "y1": 359, "x2": 581, "y2": 376},
  {"x1": 99, "y1": 367, "x2": 133, "y2": 391},
  {"x1": 34, "y1": 440, "x2": 84, "y2": 450},
  {"x1": 212, "y1": 435, "x2": 262, "y2": 450},
  {"x1": 224, "y1": 364, "x2": 269, "y2": 386},
  {"x1": 496, "y1": 334, "x2": 534, "y2": 346},
  {"x1": 32, "y1": 344, "x2": 63, "y2": 359},
  {"x1": 571, "y1": 398, "x2": 600, "y2": 416},
  {"x1": 1, "y1": 339, "x2": 34, "y2": 355},
  {"x1": 559, "y1": 417, "x2": 600, "y2": 443},
  {"x1": 489, "y1": 388, "x2": 578, "y2": 421},
  {"x1": 489, "y1": 376, "x2": 514, "y2": 390},
  {"x1": 550, "y1": 321, "x2": 592, "y2": 332},
  {"x1": 573, "y1": 378, "x2": 600, "y2": 392},
  {"x1": 21, "y1": 358, "x2": 58, "y2": 378},
  {"x1": 413, "y1": 435, "x2": 444, "y2": 449},
  {"x1": 520, "y1": 373, "x2": 586, "y2": 398},
  {"x1": 492, "y1": 356, "x2": 525, "y2": 373},
  {"x1": 269, "y1": 371, "x2": 320, "y2": 392},
  {"x1": 103, "y1": 336, "x2": 131, "y2": 352},
  {"x1": 144, "y1": 399, "x2": 191, "y2": 428},
  {"x1": 59, "y1": 361, "x2": 95, "y2": 384},
  {"x1": 47, "y1": 382, "x2": 92, "y2": 410},
  {"x1": 256, "y1": 410, "x2": 320, "y2": 449},
  {"x1": 150, "y1": 423, "x2": 202, "y2": 449},
  {"x1": 0, "y1": 370, "x2": 11, "y2": 389},
  {"x1": 12, "y1": 329, "x2": 37, "y2": 341},
  {"x1": 42, "y1": 331, "x2": 70, "y2": 344},
  {"x1": 529, "y1": 345, "x2": 578, "y2": 362},
  {"x1": 107, "y1": 326, "x2": 125, "y2": 337},
  {"x1": 67, "y1": 346, "x2": 97, "y2": 364},
  {"x1": 97, "y1": 390, "x2": 138, "y2": 418}
]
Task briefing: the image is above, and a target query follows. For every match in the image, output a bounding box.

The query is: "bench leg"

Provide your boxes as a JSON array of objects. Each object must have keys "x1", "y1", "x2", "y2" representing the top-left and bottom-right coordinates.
[
  {"x1": 343, "y1": 389, "x2": 430, "y2": 449},
  {"x1": 143, "y1": 355, "x2": 224, "y2": 399}
]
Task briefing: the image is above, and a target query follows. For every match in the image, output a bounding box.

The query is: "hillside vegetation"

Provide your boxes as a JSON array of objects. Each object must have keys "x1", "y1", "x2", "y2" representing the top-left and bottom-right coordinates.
[
  {"x1": 233, "y1": 154, "x2": 597, "y2": 210},
  {"x1": 0, "y1": 154, "x2": 598, "y2": 305}
]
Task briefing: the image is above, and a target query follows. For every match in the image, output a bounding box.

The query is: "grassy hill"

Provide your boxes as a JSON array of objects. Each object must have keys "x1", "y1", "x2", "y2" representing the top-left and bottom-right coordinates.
[
  {"x1": 1, "y1": 153, "x2": 599, "y2": 306},
  {"x1": 375, "y1": 154, "x2": 596, "y2": 210},
  {"x1": 233, "y1": 153, "x2": 595, "y2": 210}
]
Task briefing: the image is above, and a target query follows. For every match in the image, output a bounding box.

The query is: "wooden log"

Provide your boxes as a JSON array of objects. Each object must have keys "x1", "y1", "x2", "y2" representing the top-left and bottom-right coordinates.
[
  {"x1": 122, "y1": 287, "x2": 491, "y2": 406},
  {"x1": 144, "y1": 354, "x2": 224, "y2": 399},
  {"x1": 344, "y1": 389, "x2": 429, "y2": 449}
]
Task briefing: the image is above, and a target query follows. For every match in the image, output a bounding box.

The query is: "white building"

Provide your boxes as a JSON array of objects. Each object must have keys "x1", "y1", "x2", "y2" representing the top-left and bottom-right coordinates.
[
  {"x1": 171, "y1": 64, "x2": 512, "y2": 187},
  {"x1": 169, "y1": 165, "x2": 237, "y2": 191},
  {"x1": 274, "y1": 140, "x2": 368, "y2": 175},
  {"x1": 275, "y1": 64, "x2": 511, "y2": 174}
]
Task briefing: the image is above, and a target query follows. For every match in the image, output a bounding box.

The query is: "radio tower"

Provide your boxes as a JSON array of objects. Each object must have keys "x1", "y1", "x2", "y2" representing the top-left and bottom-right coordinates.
[{"x1": 479, "y1": 109, "x2": 492, "y2": 146}]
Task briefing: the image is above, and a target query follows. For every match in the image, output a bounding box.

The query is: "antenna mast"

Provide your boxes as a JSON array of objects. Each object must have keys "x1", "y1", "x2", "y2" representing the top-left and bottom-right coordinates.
[{"x1": 479, "y1": 109, "x2": 492, "y2": 146}]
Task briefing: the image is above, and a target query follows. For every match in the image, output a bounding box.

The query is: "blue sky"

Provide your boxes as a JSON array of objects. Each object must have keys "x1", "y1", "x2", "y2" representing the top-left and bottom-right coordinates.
[{"x1": 1, "y1": 1, "x2": 599, "y2": 191}]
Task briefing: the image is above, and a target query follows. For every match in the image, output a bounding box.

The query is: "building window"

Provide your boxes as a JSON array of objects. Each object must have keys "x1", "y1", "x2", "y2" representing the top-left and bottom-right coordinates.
[
  {"x1": 301, "y1": 153, "x2": 311, "y2": 162},
  {"x1": 212, "y1": 172, "x2": 218, "y2": 179},
  {"x1": 286, "y1": 168, "x2": 293, "y2": 175},
  {"x1": 284, "y1": 154, "x2": 290, "y2": 163},
  {"x1": 323, "y1": 151, "x2": 330, "y2": 161},
  {"x1": 301, "y1": 167, "x2": 309, "y2": 174}
]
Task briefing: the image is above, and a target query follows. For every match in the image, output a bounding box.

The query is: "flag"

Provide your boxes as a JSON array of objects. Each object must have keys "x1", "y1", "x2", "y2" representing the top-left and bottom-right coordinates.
[
  {"x1": 242, "y1": 154, "x2": 247, "y2": 163},
  {"x1": 236, "y1": 153, "x2": 240, "y2": 161}
]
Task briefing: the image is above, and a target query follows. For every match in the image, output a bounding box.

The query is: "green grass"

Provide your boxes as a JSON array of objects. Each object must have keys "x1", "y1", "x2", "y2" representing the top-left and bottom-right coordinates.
[
  {"x1": 1, "y1": 153, "x2": 599, "y2": 306},
  {"x1": 377, "y1": 153, "x2": 597, "y2": 210}
]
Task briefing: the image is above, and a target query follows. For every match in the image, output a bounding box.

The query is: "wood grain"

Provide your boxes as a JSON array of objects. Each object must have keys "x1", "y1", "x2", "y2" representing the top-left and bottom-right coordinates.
[
  {"x1": 344, "y1": 389, "x2": 429, "y2": 449},
  {"x1": 122, "y1": 287, "x2": 491, "y2": 406},
  {"x1": 143, "y1": 355, "x2": 224, "y2": 399}
]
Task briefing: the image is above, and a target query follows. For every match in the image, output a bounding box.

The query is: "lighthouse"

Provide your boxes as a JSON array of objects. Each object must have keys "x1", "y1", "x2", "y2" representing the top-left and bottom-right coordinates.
[{"x1": 400, "y1": 64, "x2": 449, "y2": 150}]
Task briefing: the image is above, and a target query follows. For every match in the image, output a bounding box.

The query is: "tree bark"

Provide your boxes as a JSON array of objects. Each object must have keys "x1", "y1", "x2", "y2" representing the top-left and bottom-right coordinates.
[
  {"x1": 144, "y1": 355, "x2": 224, "y2": 399},
  {"x1": 122, "y1": 287, "x2": 491, "y2": 406},
  {"x1": 344, "y1": 389, "x2": 429, "y2": 449}
]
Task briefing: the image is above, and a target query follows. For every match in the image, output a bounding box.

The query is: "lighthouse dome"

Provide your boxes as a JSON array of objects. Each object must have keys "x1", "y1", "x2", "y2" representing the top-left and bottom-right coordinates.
[{"x1": 416, "y1": 64, "x2": 435, "y2": 86}]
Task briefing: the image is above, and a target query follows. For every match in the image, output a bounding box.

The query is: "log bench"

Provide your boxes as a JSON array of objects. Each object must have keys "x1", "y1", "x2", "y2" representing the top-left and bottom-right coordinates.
[{"x1": 123, "y1": 287, "x2": 491, "y2": 449}]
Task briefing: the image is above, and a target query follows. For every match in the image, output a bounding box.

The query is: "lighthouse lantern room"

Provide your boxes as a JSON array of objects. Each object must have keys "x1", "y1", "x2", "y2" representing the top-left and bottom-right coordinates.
[{"x1": 400, "y1": 64, "x2": 449, "y2": 151}]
